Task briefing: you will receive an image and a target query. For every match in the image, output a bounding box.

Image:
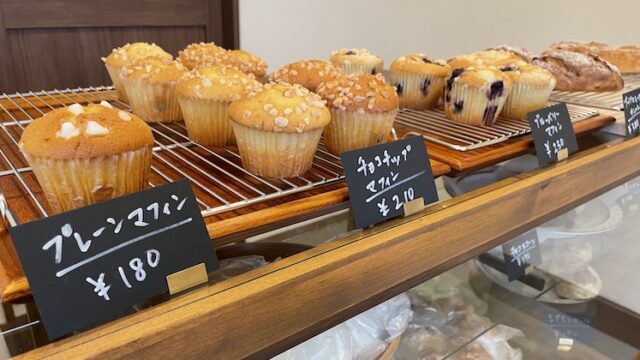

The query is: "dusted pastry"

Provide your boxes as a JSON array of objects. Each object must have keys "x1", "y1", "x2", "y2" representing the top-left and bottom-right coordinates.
[
  {"x1": 443, "y1": 67, "x2": 512, "y2": 126},
  {"x1": 228, "y1": 83, "x2": 331, "y2": 178},
  {"x1": 499, "y1": 63, "x2": 557, "y2": 119},
  {"x1": 119, "y1": 56, "x2": 187, "y2": 122},
  {"x1": 212, "y1": 50, "x2": 268, "y2": 80},
  {"x1": 448, "y1": 50, "x2": 525, "y2": 69},
  {"x1": 19, "y1": 102, "x2": 153, "y2": 214},
  {"x1": 177, "y1": 42, "x2": 227, "y2": 70},
  {"x1": 102, "y1": 42, "x2": 172, "y2": 102},
  {"x1": 548, "y1": 41, "x2": 640, "y2": 74},
  {"x1": 270, "y1": 60, "x2": 342, "y2": 91},
  {"x1": 532, "y1": 50, "x2": 624, "y2": 91},
  {"x1": 176, "y1": 65, "x2": 261, "y2": 146},
  {"x1": 316, "y1": 73, "x2": 399, "y2": 155},
  {"x1": 388, "y1": 53, "x2": 451, "y2": 110},
  {"x1": 330, "y1": 48, "x2": 384, "y2": 75},
  {"x1": 489, "y1": 45, "x2": 535, "y2": 63}
]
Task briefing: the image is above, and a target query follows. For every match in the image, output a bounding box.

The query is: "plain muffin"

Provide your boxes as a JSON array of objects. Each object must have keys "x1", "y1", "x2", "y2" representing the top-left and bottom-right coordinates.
[
  {"x1": 177, "y1": 42, "x2": 227, "y2": 70},
  {"x1": 270, "y1": 60, "x2": 342, "y2": 91}
]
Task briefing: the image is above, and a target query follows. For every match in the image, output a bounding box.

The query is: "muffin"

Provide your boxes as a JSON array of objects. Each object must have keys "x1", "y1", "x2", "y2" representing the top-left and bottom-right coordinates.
[
  {"x1": 120, "y1": 56, "x2": 187, "y2": 123},
  {"x1": 228, "y1": 83, "x2": 331, "y2": 178},
  {"x1": 443, "y1": 67, "x2": 512, "y2": 126},
  {"x1": 176, "y1": 65, "x2": 260, "y2": 146},
  {"x1": 499, "y1": 64, "x2": 557, "y2": 119},
  {"x1": 329, "y1": 48, "x2": 384, "y2": 75},
  {"x1": 19, "y1": 102, "x2": 153, "y2": 214},
  {"x1": 269, "y1": 60, "x2": 342, "y2": 91},
  {"x1": 448, "y1": 50, "x2": 525, "y2": 69},
  {"x1": 102, "y1": 42, "x2": 172, "y2": 102},
  {"x1": 177, "y1": 42, "x2": 227, "y2": 70},
  {"x1": 316, "y1": 73, "x2": 399, "y2": 154},
  {"x1": 388, "y1": 54, "x2": 451, "y2": 110},
  {"x1": 212, "y1": 50, "x2": 268, "y2": 80}
]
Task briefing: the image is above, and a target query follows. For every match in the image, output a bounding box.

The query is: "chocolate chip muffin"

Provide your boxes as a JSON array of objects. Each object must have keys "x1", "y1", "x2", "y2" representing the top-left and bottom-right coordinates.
[
  {"x1": 499, "y1": 63, "x2": 557, "y2": 119},
  {"x1": 228, "y1": 83, "x2": 331, "y2": 178},
  {"x1": 19, "y1": 103, "x2": 153, "y2": 213},
  {"x1": 120, "y1": 56, "x2": 188, "y2": 122},
  {"x1": 102, "y1": 42, "x2": 172, "y2": 102},
  {"x1": 270, "y1": 60, "x2": 342, "y2": 91},
  {"x1": 177, "y1": 42, "x2": 227, "y2": 70},
  {"x1": 316, "y1": 73, "x2": 399, "y2": 154},
  {"x1": 176, "y1": 65, "x2": 261, "y2": 146},
  {"x1": 389, "y1": 54, "x2": 451, "y2": 110},
  {"x1": 443, "y1": 67, "x2": 512, "y2": 126},
  {"x1": 330, "y1": 48, "x2": 384, "y2": 75}
]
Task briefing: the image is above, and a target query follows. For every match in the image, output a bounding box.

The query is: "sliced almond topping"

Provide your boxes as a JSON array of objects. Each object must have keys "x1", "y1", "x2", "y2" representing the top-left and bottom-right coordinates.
[
  {"x1": 274, "y1": 116, "x2": 289, "y2": 127},
  {"x1": 118, "y1": 111, "x2": 132, "y2": 121}
]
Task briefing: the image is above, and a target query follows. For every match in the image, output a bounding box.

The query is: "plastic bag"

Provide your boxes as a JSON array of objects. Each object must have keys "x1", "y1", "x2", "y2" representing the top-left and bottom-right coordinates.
[{"x1": 272, "y1": 293, "x2": 413, "y2": 360}]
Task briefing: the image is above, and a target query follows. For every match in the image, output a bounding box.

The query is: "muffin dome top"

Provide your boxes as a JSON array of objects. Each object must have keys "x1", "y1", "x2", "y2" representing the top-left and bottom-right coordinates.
[
  {"x1": 102, "y1": 42, "x2": 172, "y2": 67},
  {"x1": 448, "y1": 50, "x2": 525, "y2": 69},
  {"x1": 176, "y1": 65, "x2": 261, "y2": 101},
  {"x1": 445, "y1": 67, "x2": 512, "y2": 94},
  {"x1": 120, "y1": 56, "x2": 187, "y2": 83},
  {"x1": 499, "y1": 63, "x2": 557, "y2": 87},
  {"x1": 330, "y1": 48, "x2": 383, "y2": 66},
  {"x1": 390, "y1": 54, "x2": 451, "y2": 76},
  {"x1": 316, "y1": 73, "x2": 399, "y2": 113},
  {"x1": 177, "y1": 42, "x2": 227, "y2": 70},
  {"x1": 229, "y1": 83, "x2": 330, "y2": 133},
  {"x1": 270, "y1": 60, "x2": 342, "y2": 91},
  {"x1": 212, "y1": 50, "x2": 268, "y2": 78},
  {"x1": 20, "y1": 103, "x2": 153, "y2": 159}
]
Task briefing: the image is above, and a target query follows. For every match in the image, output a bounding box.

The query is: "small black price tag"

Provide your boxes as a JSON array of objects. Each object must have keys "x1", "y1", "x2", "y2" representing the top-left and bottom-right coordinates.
[
  {"x1": 623, "y1": 88, "x2": 640, "y2": 137},
  {"x1": 340, "y1": 136, "x2": 438, "y2": 229},
  {"x1": 501, "y1": 229, "x2": 542, "y2": 281},
  {"x1": 10, "y1": 180, "x2": 218, "y2": 340},
  {"x1": 528, "y1": 103, "x2": 579, "y2": 166}
]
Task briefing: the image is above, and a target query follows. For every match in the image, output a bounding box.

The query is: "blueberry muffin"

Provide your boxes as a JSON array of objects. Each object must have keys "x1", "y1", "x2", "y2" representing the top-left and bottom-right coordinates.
[
  {"x1": 177, "y1": 42, "x2": 227, "y2": 70},
  {"x1": 270, "y1": 60, "x2": 342, "y2": 91},
  {"x1": 499, "y1": 63, "x2": 557, "y2": 119},
  {"x1": 120, "y1": 56, "x2": 187, "y2": 122},
  {"x1": 102, "y1": 42, "x2": 172, "y2": 102},
  {"x1": 19, "y1": 103, "x2": 153, "y2": 213},
  {"x1": 330, "y1": 48, "x2": 384, "y2": 75},
  {"x1": 443, "y1": 67, "x2": 512, "y2": 126},
  {"x1": 389, "y1": 54, "x2": 451, "y2": 110},
  {"x1": 228, "y1": 83, "x2": 331, "y2": 178},
  {"x1": 448, "y1": 50, "x2": 525, "y2": 69},
  {"x1": 316, "y1": 73, "x2": 399, "y2": 154},
  {"x1": 212, "y1": 50, "x2": 268, "y2": 80},
  {"x1": 177, "y1": 65, "x2": 261, "y2": 146}
]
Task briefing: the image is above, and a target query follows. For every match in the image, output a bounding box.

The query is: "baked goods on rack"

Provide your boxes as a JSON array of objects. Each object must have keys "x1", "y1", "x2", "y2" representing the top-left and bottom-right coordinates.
[
  {"x1": 330, "y1": 48, "x2": 384, "y2": 75},
  {"x1": 102, "y1": 42, "x2": 173, "y2": 102},
  {"x1": 119, "y1": 56, "x2": 187, "y2": 122},
  {"x1": 211, "y1": 50, "x2": 268, "y2": 80},
  {"x1": 177, "y1": 42, "x2": 227, "y2": 70},
  {"x1": 388, "y1": 53, "x2": 451, "y2": 110},
  {"x1": 548, "y1": 41, "x2": 640, "y2": 74},
  {"x1": 443, "y1": 67, "x2": 512, "y2": 126},
  {"x1": 448, "y1": 50, "x2": 526, "y2": 69},
  {"x1": 19, "y1": 103, "x2": 153, "y2": 214},
  {"x1": 316, "y1": 73, "x2": 399, "y2": 154},
  {"x1": 269, "y1": 60, "x2": 342, "y2": 91},
  {"x1": 499, "y1": 63, "x2": 557, "y2": 119},
  {"x1": 532, "y1": 50, "x2": 624, "y2": 91},
  {"x1": 228, "y1": 82, "x2": 330, "y2": 178},
  {"x1": 176, "y1": 65, "x2": 261, "y2": 146}
]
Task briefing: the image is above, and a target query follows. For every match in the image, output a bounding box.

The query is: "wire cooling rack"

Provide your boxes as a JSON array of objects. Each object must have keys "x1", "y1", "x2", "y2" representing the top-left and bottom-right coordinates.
[{"x1": 551, "y1": 74, "x2": 640, "y2": 111}]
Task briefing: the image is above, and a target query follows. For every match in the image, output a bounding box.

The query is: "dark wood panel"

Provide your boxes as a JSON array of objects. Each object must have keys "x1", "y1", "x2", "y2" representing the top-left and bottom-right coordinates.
[
  {"x1": 2, "y1": 0, "x2": 207, "y2": 29},
  {"x1": 7, "y1": 26, "x2": 205, "y2": 92},
  {"x1": 0, "y1": 6, "x2": 17, "y2": 91}
]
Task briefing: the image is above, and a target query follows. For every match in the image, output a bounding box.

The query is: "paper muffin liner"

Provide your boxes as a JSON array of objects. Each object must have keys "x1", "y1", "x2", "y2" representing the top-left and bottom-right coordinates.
[
  {"x1": 338, "y1": 62, "x2": 383, "y2": 75},
  {"x1": 25, "y1": 146, "x2": 152, "y2": 214},
  {"x1": 178, "y1": 97, "x2": 234, "y2": 146},
  {"x1": 230, "y1": 122, "x2": 323, "y2": 178},
  {"x1": 121, "y1": 79, "x2": 182, "y2": 123},
  {"x1": 501, "y1": 82, "x2": 554, "y2": 120},
  {"x1": 444, "y1": 84, "x2": 510, "y2": 126},
  {"x1": 323, "y1": 109, "x2": 398, "y2": 155},
  {"x1": 388, "y1": 71, "x2": 446, "y2": 110},
  {"x1": 105, "y1": 63, "x2": 128, "y2": 102}
]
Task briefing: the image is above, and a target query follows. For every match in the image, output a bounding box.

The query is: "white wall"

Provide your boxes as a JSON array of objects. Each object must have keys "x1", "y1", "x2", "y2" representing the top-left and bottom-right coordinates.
[{"x1": 239, "y1": 0, "x2": 640, "y2": 72}]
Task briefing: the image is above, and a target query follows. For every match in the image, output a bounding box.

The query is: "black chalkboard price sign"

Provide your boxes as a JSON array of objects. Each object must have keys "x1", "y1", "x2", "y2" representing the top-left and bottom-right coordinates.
[
  {"x1": 527, "y1": 103, "x2": 579, "y2": 166},
  {"x1": 340, "y1": 136, "x2": 439, "y2": 229},
  {"x1": 623, "y1": 88, "x2": 640, "y2": 138},
  {"x1": 10, "y1": 180, "x2": 218, "y2": 340},
  {"x1": 501, "y1": 229, "x2": 542, "y2": 281}
]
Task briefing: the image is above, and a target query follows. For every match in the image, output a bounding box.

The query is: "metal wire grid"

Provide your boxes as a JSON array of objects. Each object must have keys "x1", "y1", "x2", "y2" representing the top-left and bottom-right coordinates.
[
  {"x1": 550, "y1": 74, "x2": 640, "y2": 111},
  {"x1": 394, "y1": 105, "x2": 599, "y2": 151},
  {"x1": 0, "y1": 86, "x2": 345, "y2": 226}
]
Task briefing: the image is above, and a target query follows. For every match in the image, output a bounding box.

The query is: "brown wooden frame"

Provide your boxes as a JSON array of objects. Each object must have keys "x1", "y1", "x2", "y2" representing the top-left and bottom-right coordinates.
[{"x1": 16, "y1": 134, "x2": 640, "y2": 359}]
